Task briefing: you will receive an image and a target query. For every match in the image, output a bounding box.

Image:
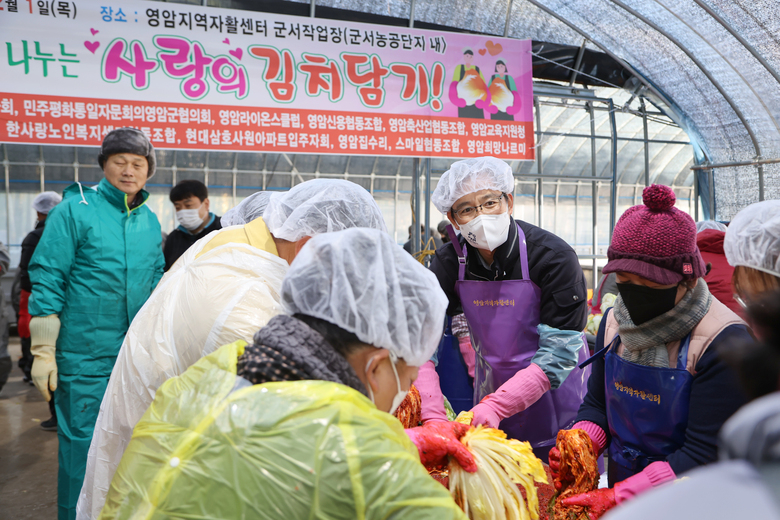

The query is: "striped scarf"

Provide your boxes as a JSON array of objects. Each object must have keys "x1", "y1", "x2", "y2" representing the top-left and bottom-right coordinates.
[{"x1": 614, "y1": 279, "x2": 712, "y2": 368}]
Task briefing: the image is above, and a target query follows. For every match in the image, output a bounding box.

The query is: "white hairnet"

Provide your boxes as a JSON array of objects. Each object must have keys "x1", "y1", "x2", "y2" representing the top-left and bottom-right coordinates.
[
  {"x1": 431, "y1": 156, "x2": 515, "y2": 214},
  {"x1": 724, "y1": 200, "x2": 780, "y2": 277},
  {"x1": 221, "y1": 192, "x2": 272, "y2": 227},
  {"x1": 32, "y1": 191, "x2": 62, "y2": 214},
  {"x1": 696, "y1": 220, "x2": 727, "y2": 233},
  {"x1": 281, "y1": 228, "x2": 448, "y2": 366},
  {"x1": 263, "y1": 179, "x2": 387, "y2": 241}
]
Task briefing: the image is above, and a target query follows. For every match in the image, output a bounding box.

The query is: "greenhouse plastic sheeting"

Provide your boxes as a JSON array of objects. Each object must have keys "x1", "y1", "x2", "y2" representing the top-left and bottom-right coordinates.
[
  {"x1": 99, "y1": 341, "x2": 466, "y2": 520},
  {"x1": 79, "y1": 230, "x2": 288, "y2": 520},
  {"x1": 319, "y1": 0, "x2": 780, "y2": 218}
]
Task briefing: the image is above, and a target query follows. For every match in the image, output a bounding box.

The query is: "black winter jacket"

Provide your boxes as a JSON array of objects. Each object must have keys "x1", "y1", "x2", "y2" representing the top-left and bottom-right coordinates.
[
  {"x1": 163, "y1": 214, "x2": 222, "y2": 271},
  {"x1": 19, "y1": 220, "x2": 45, "y2": 293},
  {"x1": 429, "y1": 217, "x2": 588, "y2": 332}
]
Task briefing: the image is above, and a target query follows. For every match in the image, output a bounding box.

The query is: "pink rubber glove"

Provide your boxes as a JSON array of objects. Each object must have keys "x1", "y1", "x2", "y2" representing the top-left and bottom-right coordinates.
[
  {"x1": 506, "y1": 90, "x2": 522, "y2": 116},
  {"x1": 562, "y1": 461, "x2": 675, "y2": 517},
  {"x1": 474, "y1": 90, "x2": 492, "y2": 109},
  {"x1": 470, "y1": 363, "x2": 551, "y2": 428},
  {"x1": 416, "y1": 360, "x2": 448, "y2": 423},
  {"x1": 448, "y1": 81, "x2": 466, "y2": 108},
  {"x1": 614, "y1": 461, "x2": 676, "y2": 502},
  {"x1": 549, "y1": 421, "x2": 607, "y2": 487},
  {"x1": 458, "y1": 336, "x2": 476, "y2": 378},
  {"x1": 405, "y1": 421, "x2": 478, "y2": 473}
]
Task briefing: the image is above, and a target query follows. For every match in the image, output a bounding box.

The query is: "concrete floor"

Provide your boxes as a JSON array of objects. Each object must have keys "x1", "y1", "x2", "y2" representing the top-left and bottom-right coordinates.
[{"x1": 0, "y1": 337, "x2": 59, "y2": 519}]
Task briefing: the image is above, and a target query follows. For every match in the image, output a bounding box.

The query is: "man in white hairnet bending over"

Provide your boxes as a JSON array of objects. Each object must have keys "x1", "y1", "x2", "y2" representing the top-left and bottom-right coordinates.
[{"x1": 78, "y1": 179, "x2": 388, "y2": 520}]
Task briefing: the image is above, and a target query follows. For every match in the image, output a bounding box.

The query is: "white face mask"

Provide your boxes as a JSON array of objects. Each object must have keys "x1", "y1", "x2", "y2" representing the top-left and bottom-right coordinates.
[
  {"x1": 366, "y1": 352, "x2": 408, "y2": 415},
  {"x1": 176, "y1": 207, "x2": 204, "y2": 231},
  {"x1": 458, "y1": 211, "x2": 511, "y2": 251}
]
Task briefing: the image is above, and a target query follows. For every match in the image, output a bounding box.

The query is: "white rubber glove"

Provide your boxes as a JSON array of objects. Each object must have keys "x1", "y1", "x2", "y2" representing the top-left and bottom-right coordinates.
[{"x1": 30, "y1": 315, "x2": 61, "y2": 402}]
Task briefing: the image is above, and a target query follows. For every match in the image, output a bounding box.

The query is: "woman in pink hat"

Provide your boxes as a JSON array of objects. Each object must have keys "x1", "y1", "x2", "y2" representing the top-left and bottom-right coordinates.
[{"x1": 548, "y1": 184, "x2": 751, "y2": 518}]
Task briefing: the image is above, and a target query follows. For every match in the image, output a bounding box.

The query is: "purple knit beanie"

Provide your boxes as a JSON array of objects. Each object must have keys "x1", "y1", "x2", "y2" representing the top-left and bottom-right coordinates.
[{"x1": 603, "y1": 184, "x2": 706, "y2": 285}]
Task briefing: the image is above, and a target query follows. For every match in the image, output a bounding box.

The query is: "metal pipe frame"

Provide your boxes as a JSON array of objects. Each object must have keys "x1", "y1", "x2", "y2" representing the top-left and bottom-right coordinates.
[
  {"x1": 424, "y1": 157, "x2": 431, "y2": 256},
  {"x1": 607, "y1": 0, "x2": 765, "y2": 201},
  {"x1": 656, "y1": 1, "x2": 780, "y2": 137},
  {"x1": 641, "y1": 99, "x2": 650, "y2": 186},
  {"x1": 503, "y1": 0, "x2": 514, "y2": 37},
  {"x1": 690, "y1": 157, "x2": 780, "y2": 170},
  {"x1": 412, "y1": 158, "x2": 420, "y2": 254},
  {"x1": 536, "y1": 130, "x2": 689, "y2": 146},
  {"x1": 535, "y1": 96, "x2": 544, "y2": 227},
  {"x1": 608, "y1": 99, "x2": 618, "y2": 237},
  {"x1": 589, "y1": 102, "x2": 599, "y2": 291},
  {"x1": 523, "y1": 0, "x2": 679, "y2": 115},
  {"x1": 569, "y1": 39, "x2": 588, "y2": 87},
  {"x1": 692, "y1": 0, "x2": 780, "y2": 86}
]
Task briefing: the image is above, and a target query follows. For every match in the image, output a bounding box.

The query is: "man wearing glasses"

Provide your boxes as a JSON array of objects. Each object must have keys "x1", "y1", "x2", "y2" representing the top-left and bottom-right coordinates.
[{"x1": 416, "y1": 156, "x2": 590, "y2": 462}]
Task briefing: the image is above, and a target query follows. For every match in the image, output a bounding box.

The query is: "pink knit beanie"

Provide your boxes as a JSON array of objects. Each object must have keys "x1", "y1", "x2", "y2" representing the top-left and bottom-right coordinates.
[{"x1": 603, "y1": 184, "x2": 706, "y2": 285}]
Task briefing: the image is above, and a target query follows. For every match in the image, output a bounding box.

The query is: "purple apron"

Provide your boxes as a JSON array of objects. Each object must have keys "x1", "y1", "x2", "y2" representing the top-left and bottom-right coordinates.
[
  {"x1": 604, "y1": 333, "x2": 693, "y2": 485},
  {"x1": 448, "y1": 224, "x2": 591, "y2": 458}
]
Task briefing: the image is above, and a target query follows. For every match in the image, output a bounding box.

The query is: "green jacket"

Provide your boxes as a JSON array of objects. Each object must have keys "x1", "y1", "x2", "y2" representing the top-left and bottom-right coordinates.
[
  {"x1": 100, "y1": 341, "x2": 467, "y2": 520},
  {"x1": 28, "y1": 178, "x2": 164, "y2": 376}
]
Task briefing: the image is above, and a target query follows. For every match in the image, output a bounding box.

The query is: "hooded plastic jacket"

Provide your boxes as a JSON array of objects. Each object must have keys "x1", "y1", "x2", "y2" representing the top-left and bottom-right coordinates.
[
  {"x1": 99, "y1": 341, "x2": 466, "y2": 520},
  {"x1": 28, "y1": 178, "x2": 164, "y2": 375},
  {"x1": 79, "y1": 217, "x2": 288, "y2": 520}
]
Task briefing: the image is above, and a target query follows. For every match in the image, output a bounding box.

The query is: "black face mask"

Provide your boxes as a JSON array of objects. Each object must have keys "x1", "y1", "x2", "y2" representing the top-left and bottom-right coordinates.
[{"x1": 616, "y1": 283, "x2": 679, "y2": 325}]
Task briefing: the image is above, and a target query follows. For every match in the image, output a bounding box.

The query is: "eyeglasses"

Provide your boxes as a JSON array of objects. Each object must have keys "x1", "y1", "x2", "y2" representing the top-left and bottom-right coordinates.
[{"x1": 452, "y1": 194, "x2": 505, "y2": 222}]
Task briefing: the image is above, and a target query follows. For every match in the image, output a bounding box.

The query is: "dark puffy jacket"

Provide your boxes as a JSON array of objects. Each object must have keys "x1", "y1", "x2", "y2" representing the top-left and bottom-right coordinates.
[
  {"x1": 19, "y1": 220, "x2": 45, "y2": 293},
  {"x1": 163, "y1": 214, "x2": 222, "y2": 271},
  {"x1": 429, "y1": 217, "x2": 588, "y2": 331},
  {"x1": 697, "y1": 229, "x2": 744, "y2": 319}
]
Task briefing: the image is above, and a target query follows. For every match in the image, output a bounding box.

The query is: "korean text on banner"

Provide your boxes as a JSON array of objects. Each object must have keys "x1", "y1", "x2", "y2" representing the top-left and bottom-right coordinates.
[{"x1": 0, "y1": 0, "x2": 535, "y2": 160}]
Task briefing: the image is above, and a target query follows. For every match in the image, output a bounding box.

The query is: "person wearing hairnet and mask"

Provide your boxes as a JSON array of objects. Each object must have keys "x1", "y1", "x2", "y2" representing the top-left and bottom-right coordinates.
[
  {"x1": 27, "y1": 128, "x2": 164, "y2": 520},
  {"x1": 420, "y1": 156, "x2": 589, "y2": 462},
  {"x1": 16, "y1": 191, "x2": 62, "y2": 429},
  {"x1": 99, "y1": 228, "x2": 471, "y2": 520},
  {"x1": 724, "y1": 200, "x2": 780, "y2": 323},
  {"x1": 78, "y1": 179, "x2": 388, "y2": 520}
]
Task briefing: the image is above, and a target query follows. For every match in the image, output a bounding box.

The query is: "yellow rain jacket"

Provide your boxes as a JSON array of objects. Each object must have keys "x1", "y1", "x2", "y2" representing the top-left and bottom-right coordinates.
[
  {"x1": 80, "y1": 218, "x2": 289, "y2": 520},
  {"x1": 99, "y1": 341, "x2": 467, "y2": 520}
]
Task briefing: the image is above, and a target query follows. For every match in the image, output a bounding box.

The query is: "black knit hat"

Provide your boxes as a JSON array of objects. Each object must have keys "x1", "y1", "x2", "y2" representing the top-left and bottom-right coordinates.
[{"x1": 98, "y1": 127, "x2": 156, "y2": 178}]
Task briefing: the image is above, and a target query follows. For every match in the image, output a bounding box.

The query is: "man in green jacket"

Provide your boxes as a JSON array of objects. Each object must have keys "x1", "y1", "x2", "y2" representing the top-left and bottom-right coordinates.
[{"x1": 28, "y1": 127, "x2": 165, "y2": 520}]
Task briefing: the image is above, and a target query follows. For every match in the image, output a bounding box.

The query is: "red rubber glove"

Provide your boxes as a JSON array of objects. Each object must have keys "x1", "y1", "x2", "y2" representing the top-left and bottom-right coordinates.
[
  {"x1": 561, "y1": 488, "x2": 616, "y2": 519},
  {"x1": 550, "y1": 421, "x2": 607, "y2": 488},
  {"x1": 548, "y1": 446, "x2": 562, "y2": 489},
  {"x1": 406, "y1": 421, "x2": 477, "y2": 473}
]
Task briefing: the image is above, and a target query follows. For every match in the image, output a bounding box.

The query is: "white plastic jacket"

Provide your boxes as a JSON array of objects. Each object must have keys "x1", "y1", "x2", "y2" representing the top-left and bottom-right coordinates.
[{"x1": 77, "y1": 218, "x2": 288, "y2": 520}]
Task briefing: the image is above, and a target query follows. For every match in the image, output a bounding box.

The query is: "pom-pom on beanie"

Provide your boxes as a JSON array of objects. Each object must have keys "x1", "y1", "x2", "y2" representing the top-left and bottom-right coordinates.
[{"x1": 603, "y1": 184, "x2": 706, "y2": 285}]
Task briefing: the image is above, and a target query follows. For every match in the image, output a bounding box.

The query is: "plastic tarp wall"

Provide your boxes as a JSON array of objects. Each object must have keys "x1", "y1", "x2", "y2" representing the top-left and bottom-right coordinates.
[{"x1": 311, "y1": 0, "x2": 780, "y2": 219}]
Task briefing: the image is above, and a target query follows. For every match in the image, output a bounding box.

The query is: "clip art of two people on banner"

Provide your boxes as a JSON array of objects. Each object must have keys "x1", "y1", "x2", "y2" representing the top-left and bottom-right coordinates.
[{"x1": 450, "y1": 46, "x2": 522, "y2": 121}]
